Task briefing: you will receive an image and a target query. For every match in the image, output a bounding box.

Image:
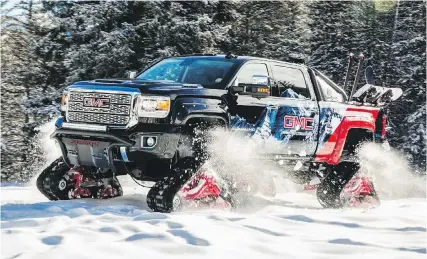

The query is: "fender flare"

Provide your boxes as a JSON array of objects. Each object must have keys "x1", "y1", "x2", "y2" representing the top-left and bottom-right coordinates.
[
  {"x1": 180, "y1": 114, "x2": 228, "y2": 127},
  {"x1": 171, "y1": 97, "x2": 229, "y2": 126},
  {"x1": 315, "y1": 113, "x2": 376, "y2": 165}
]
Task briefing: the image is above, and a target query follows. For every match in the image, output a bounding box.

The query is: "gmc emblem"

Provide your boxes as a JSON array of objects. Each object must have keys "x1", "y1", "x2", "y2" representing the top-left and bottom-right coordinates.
[
  {"x1": 284, "y1": 115, "x2": 313, "y2": 130},
  {"x1": 83, "y1": 97, "x2": 110, "y2": 108}
]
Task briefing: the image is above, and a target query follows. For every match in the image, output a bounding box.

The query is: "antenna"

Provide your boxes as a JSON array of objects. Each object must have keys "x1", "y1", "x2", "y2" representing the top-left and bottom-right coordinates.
[{"x1": 349, "y1": 53, "x2": 364, "y2": 101}]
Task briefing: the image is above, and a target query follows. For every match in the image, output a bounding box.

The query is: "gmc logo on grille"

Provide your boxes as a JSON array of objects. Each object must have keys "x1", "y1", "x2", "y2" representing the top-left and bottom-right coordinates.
[{"x1": 83, "y1": 97, "x2": 110, "y2": 108}]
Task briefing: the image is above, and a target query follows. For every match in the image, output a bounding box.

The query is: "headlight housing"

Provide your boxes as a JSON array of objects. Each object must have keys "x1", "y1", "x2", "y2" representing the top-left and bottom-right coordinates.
[
  {"x1": 135, "y1": 96, "x2": 170, "y2": 118},
  {"x1": 60, "y1": 89, "x2": 68, "y2": 112}
]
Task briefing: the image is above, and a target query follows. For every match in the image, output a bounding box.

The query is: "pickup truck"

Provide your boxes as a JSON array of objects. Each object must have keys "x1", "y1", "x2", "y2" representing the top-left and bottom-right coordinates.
[{"x1": 36, "y1": 54, "x2": 402, "y2": 212}]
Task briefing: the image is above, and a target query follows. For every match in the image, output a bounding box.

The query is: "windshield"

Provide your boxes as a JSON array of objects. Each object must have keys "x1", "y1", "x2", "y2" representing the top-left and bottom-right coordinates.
[{"x1": 137, "y1": 57, "x2": 240, "y2": 89}]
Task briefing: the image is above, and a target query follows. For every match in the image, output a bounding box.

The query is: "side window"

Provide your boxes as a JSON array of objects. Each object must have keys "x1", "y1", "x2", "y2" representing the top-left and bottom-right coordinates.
[
  {"x1": 272, "y1": 66, "x2": 310, "y2": 99},
  {"x1": 235, "y1": 63, "x2": 269, "y2": 85},
  {"x1": 316, "y1": 76, "x2": 345, "y2": 102}
]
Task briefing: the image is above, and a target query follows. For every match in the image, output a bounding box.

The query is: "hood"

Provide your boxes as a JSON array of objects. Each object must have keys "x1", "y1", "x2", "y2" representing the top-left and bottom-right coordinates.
[{"x1": 69, "y1": 79, "x2": 227, "y2": 99}]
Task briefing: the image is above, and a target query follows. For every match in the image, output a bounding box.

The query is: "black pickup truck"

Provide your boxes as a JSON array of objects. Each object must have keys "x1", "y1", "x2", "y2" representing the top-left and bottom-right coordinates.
[{"x1": 37, "y1": 54, "x2": 402, "y2": 212}]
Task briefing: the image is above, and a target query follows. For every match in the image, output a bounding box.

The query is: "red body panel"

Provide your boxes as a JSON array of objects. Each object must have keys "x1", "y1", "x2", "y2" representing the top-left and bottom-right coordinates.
[{"x1": 315, "y1": 105, "x2": 380, "y2": 165}]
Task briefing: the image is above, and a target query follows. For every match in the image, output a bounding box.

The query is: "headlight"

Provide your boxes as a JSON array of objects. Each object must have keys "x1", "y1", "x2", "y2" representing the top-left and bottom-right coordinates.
[
  {"x1": 136, "y1": 96, "x2": 170, "y2": 118},
  {"x1": 60, "y1": 89, "x2": 68, "y2": 112}
]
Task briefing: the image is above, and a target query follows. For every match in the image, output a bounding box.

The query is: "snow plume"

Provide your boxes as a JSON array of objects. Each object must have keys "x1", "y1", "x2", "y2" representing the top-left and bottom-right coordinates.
[
  {"x1": 205, "y1": 128, "x2": 426, "y2": 205},
  {"x1": 28, "y1": 120, "x2": 60, "y2": 186},
  {"x1": 205, "y1": 128, "x2": 300, "y2": 203},
  {"x1": 357, "y1": 143, "x2": 426, "y2": 199}
]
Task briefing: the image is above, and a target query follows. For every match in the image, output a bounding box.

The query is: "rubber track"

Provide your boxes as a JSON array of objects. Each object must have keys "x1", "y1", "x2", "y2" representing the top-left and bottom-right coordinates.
[
  {"x1": 316, "y1": 162, "x2": 360, "y2": 208},
  {"x1": 36, "y1": 157, "x2": 71, "y2": 201},
  {"x1": 146, "y1": 169, "x2": 193, "y2": 213},
  {"x1": 36, "y1": 157, "x2": 123, "y2": 200}
]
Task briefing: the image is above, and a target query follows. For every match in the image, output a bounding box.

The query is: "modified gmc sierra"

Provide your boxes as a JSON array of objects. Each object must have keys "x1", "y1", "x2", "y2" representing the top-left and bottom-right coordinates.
[{"x1": 37, "y1": 53, "x2": 402, "y2": 212}]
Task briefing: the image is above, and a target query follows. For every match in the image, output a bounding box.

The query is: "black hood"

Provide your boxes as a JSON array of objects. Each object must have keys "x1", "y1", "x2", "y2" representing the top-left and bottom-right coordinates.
[{"x1": 69, "y1": 79, "x2": 228, "y2": 99}]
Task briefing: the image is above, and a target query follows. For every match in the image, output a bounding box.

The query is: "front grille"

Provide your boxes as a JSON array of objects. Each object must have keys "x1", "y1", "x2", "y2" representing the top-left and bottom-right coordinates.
[
  {"x1": 67, "y1": 91, "x2": 132, "y2": 126},
  {"x1": 69, "y1": 92, "x2": 131, "y2": 105},
  {"x1": 68, "y1": 112, "x2": 130, "y2": 125}
]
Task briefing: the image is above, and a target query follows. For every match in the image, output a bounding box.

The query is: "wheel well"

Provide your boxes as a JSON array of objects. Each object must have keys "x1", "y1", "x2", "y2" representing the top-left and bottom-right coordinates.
[
  {"x1": 183, "y1": 116, "x2": 227, "y2": 134},
  {"x1": 342, "y1": 128, "x2": 373, "y2": 155}
]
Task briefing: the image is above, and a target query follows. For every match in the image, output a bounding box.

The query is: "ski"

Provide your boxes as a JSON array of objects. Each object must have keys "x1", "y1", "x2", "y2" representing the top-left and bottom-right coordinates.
[
  {"x1": 365, "y1": 65, "x2": 375, "y2": 85},
  {"x1": 349, "y1": 53, "x2": 364, "y2": 101},
  {"x1": 343, "y1": 52, "x2": 355, "y2": 94}
]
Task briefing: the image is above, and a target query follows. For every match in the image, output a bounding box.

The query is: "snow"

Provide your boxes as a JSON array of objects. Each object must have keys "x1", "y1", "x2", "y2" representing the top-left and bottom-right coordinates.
[
  {"x1": 1, "y1": 178, "x2": 426, "y2": 259},
  {"x1": 1, "y1": 122, "x2": 426, "y2": 258}
]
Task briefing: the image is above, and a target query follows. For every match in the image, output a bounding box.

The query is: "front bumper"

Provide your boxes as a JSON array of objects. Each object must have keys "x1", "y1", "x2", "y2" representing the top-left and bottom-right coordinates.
[{"x1": 53, "y1": 117, "x2": 183, "y2": 170}]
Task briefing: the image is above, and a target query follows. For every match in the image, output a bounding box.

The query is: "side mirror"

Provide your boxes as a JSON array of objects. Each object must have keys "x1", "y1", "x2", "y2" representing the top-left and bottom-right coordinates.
[
  {"x1": 251, "y1": 74, "x2": 269, "y2": 86},
  {"x1": 127, "y1": 70, "x2": 138, "y2": 79},
  {"x1": 232, "y1": 83, "x2": 270, "y2": 98},
  {"x1": 231, "y1": 75, "x2": 270, "y2": 98}
]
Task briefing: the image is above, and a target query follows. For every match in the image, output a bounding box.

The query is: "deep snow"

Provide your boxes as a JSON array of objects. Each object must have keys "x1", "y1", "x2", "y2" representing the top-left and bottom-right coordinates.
[
  {"x1": 1, "y1": 180, "x2": 426, "y2": 259},
  {"x1": 1, "y1": 121, "x2": 426, "y2": 259}
]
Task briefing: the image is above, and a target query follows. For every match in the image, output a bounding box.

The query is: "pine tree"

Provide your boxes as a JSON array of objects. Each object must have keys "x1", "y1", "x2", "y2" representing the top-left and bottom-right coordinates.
[
  {"x1": 350, "y1": 0, "x2": 396, "y2": 87},
  {"x1": 227, "y1": 1, "x2": 309, "y2": 61},
  {"x1": 53, "y1": 1, "x2": 137, "y2": 83},
  {"x1": 308, "y1": 0, "x2": 356, "y2": 86},
  {"x1": 387, "y1": 0, "x2": 426, "y2": 170},
  {"x1": 1, "y1": 0, "x2": 45, "y2": 182},
  {"x1": 134, "y1": 1, "x2": 230, "y2": 65},
  {"x1": 1, "y1": 25, "x2": 28, "y2": 181}
]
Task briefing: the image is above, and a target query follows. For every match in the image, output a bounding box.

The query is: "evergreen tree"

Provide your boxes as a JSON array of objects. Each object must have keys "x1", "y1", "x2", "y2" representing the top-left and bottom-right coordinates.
[
  {"x1": 308, "y1": 0, "x2": 356, "y2": 86},
  {"x1": 350, "y1": 0, "x2": 396, "y2": 87},
  {"x1": 55, "y1": 1, "x2": 137, "y2": 83},
  {"x1": 227, "y1": 1, "x2": 309, "y2": 61},
  {"x1": 388, "y1": 0, "x2": 426, "y2": 170},
  {"x1": 1, "y1": 0, "x2": 47, "y2": 182},
  {"x1": 1, "y1": 0, "x2": 425, "y2": 182},
  {"x1": 134, "y1": 1, "x2": 230, "y2": 65}
]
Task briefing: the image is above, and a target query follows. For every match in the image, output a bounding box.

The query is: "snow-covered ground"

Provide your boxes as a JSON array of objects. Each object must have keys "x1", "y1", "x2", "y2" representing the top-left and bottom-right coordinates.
[
  {"x1": 1, "y1": 178, "x2": 426, "y2": 259},
  {"x1": 1, "y1": 122, "x2": 426, "y2": 258}
]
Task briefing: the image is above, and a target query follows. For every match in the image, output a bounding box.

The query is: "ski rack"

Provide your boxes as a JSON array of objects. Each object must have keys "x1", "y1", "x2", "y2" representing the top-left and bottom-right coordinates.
[{"x1": 346, "y1": 100, "x2": 377, "y2": 107}]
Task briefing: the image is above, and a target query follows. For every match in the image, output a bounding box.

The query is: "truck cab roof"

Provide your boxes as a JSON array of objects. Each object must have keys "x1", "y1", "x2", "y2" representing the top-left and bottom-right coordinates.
[{"x1": 172, "y1": 54, "x2": 305, "y2": 68}]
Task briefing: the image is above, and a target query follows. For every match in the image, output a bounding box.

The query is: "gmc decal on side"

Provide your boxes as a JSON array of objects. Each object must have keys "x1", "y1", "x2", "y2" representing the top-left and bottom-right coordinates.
[{"x1": 284, "y1": 115, "x2": 313, "y2": 130}]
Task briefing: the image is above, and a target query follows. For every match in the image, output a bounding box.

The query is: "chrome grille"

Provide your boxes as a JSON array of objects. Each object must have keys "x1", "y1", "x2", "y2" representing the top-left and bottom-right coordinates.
[
  {"x1": 69, "y1": 92, "x2": 131, "y2": 105},
  {"x1": 68, "y1": 102, "x2": 130, "y2": 115},
  {"x1": 67, "y1": 91, "x2": 132, "y2": 125},
  {"x1": 68, "y1": 112, "x2": 130, "y2": 125}
]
